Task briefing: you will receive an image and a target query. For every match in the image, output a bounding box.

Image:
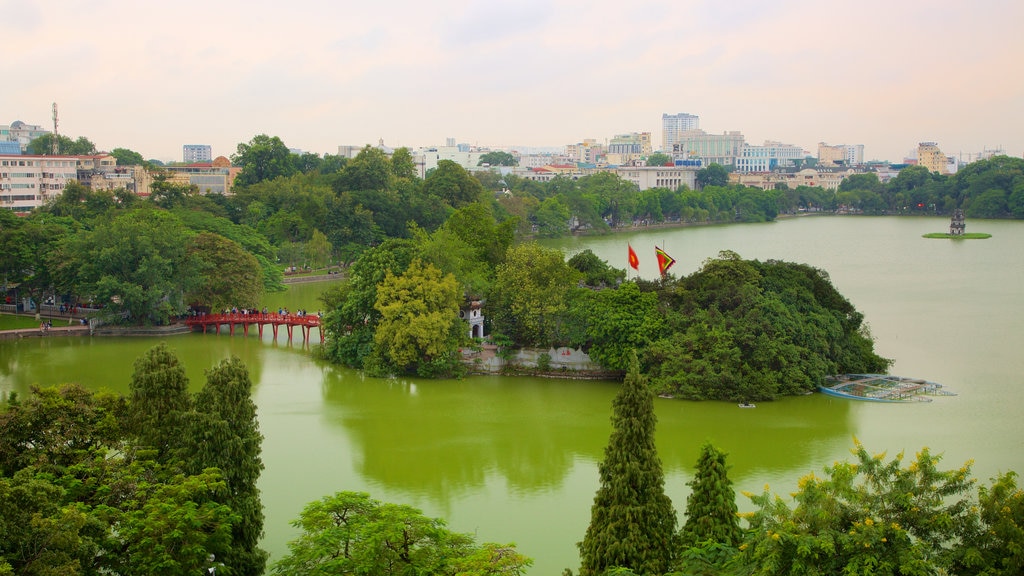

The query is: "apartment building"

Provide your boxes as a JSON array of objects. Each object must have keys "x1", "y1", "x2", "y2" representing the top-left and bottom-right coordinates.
[
  {"x1": 0, "y1": 154, "x2": 78, "y2": 213},
  {"x1": 662, "y1": 113, "x2": 700, "y2": 151},
  {"x1": 670, "y1": 130, "x2": 746, "y2": 167},
  {"x1": 183, "y1": 144, "x2": 213, "y2": 163},
  {"x1": 818, "y1": 142, "x2": 865, "y2": 166},
  {"x1": 162, "y1": 156, "x2": 240, "y2": 195},
  {"x1": 734, "y1": 141, "x2": 807, "y2": 172},
  {"x1": 565, "y1": 139, "x2": 605, "y2": 164},
  {"x1": 2, "y1": 121, "x2": 50, "y2": 152},
  {"x1": 606, "y1": 132, "x2": 653, "y2": 164},
  {"x1": 917, "y1": 142, "x2": 949, "y2": 174}
]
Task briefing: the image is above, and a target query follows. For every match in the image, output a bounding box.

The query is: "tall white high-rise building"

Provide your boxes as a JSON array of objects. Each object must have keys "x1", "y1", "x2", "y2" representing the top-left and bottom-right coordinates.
[
  {"x1": 183, "y1": 144, "x2": 212, "y2": 163},
  {"x1": 662, "y1": 113, "x2": 700, "y2": 150}
]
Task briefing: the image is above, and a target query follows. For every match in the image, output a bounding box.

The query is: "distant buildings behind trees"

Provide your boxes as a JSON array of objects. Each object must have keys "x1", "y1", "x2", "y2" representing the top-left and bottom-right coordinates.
[{"x1": 1, "y1": 108, "x2": 1017, "y2": 215}]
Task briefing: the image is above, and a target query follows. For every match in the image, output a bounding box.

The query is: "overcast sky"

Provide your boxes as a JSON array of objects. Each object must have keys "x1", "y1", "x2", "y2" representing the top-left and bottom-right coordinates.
[{"x1": 5, "y1": 0, "x2": 1022, "y2": 163}]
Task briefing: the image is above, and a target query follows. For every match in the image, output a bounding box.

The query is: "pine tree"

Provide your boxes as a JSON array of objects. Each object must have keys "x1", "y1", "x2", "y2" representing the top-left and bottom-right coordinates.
[
  {"x1": 578, "y1": 352, "x2": 677, "y2": 576},
  {"x1": 679, "y1": 441, "x2": 742, "y2": 548},
  {"x1": 183, "y1": 356, "x2": 268, "y2": 576},
  {"x1": 128, "y1": 343, "x2": 192, "y2": 462}
]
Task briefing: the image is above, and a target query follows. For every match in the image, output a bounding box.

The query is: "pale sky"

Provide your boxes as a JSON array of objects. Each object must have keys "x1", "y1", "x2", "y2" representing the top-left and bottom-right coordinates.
[{"x1": 5, "y1": 0, "x2": 1023, "y2": 163}]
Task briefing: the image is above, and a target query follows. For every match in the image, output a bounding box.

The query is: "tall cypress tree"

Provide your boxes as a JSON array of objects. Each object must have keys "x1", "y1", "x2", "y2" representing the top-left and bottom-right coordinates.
[
  {"x1": 128, "y1": 343, "x2": 192, "y2": 462},
  {"x1": 184, "y1": 356, "x2": 268, "y2": 576},
  {"x1": 578, "y1": 353, "x2": 677, "y2": 576},
  {"x1": 679, "y1": 441, "x2": 742, "y2": 547}
]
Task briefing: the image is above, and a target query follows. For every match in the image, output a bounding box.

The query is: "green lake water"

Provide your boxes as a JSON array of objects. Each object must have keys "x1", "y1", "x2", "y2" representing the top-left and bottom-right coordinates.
[{"x1": 1, "y1": 215, "x2": 1022, "y2": 575}]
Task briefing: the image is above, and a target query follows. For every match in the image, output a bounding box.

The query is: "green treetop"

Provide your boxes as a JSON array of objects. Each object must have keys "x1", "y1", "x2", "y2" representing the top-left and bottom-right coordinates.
[
  {"x1": 371, "y1": 258, "x2": 464, "y2": 377},
  {"x1": 478, "y1": 150, "x2": 517, "y2": 166},
  {"x1": 578, "y1": 353, "x2": 677, "y2": 576},
  {"x1": 183, "y1": 356, "x2": 268, "y2": 576},
  {"x1": 232, "y1": 134, "x2": 297, "y2": 187},
  {"x1": 679, "y1": 442, "x2": 743, "y2": 548},
  {"x1": 272, "y1": 491, "x2": 531, "y2": 576},
  {"x1": 127, "y1": 343, "x2": 192, "y2": 463},
  {"x1": 741, "y1": 439, "x2": 978, "y2": 575}
]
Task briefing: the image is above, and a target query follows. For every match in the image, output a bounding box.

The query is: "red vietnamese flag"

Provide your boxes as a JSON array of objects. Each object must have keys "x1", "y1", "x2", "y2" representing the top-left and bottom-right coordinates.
[{"x1": 627, "y1": 244, "x2": 639, "y2": 270}]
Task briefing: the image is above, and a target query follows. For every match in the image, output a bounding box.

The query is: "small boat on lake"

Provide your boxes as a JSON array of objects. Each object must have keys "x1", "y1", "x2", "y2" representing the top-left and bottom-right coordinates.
[{"x1": 820, "y1": 374, "x2": 955, "y2": 403}]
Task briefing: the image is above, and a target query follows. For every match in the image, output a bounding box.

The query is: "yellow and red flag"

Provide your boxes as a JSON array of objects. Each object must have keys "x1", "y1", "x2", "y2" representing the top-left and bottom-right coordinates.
[
  {"x1": 627, "y1": 244, "x2": 639, "y2": 271},
  {"x1": 655, "y1": 246, "x2": 676, "y2": 276}
]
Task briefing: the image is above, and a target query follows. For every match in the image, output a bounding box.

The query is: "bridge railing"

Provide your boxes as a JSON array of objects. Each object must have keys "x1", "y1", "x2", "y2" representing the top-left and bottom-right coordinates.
[{"x1": 185, "y1": 313, "x2": 321, "y2": 327}]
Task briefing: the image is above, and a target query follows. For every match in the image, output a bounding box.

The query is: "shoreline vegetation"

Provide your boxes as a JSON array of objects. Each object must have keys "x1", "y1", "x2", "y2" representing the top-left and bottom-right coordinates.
[{"x1": 8, "y1": 150, "x2": 1019, "y2": 393}]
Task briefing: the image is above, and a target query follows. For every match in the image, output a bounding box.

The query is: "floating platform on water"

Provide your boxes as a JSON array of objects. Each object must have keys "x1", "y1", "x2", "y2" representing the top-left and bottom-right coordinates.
[{"x1": 820, "y1": 374, "x2": 956, "y2": 403}]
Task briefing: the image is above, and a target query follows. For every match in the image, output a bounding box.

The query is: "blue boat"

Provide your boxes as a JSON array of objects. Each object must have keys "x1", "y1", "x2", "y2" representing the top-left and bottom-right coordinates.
[{"x1": 820, "y1": 374, "x2": 955, "y2": 403}]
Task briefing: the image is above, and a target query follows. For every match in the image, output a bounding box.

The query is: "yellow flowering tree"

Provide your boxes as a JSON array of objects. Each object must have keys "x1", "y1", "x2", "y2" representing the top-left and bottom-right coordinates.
[{"x1": 739, "y1": 440, "x2": 976, "y2": 575}]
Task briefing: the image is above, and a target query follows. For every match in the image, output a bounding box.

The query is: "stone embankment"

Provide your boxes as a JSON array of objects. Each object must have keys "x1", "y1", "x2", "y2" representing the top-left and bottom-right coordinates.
[
  {"x1": 91, "y1": 324, "x2": 192, "y2": 336},
  {"x1": 282, "y1": 271, "x2": 346, "y2": 284},
  {"x1": 461, "y1": 344, "x2": 622, "y2": 380}
]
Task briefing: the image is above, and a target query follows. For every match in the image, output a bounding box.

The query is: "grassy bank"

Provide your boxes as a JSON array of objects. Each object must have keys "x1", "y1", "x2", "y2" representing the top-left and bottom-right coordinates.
[
  {"x1": 922, "y1": 232, "x2": 992, "y2": 239},
  {"x1": 0, "y1": 314, "x2": 46, "y2": 330}
]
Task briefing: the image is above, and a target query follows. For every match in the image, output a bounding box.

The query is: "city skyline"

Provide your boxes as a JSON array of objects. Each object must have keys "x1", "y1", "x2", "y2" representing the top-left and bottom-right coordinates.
[{"x1": 5, "y1": 0, "x2": 1022, "y2": 164}]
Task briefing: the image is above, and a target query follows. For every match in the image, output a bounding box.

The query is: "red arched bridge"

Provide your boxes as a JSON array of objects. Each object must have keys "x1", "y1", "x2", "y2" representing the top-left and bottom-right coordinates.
[{"x1": 184, "y1": 312, "x2": 322, "y2": 343}]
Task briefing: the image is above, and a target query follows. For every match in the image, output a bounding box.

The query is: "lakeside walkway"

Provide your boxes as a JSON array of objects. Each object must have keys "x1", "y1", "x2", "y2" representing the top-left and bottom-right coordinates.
[{"x1": 0, "y1": 322, "x2": 91, "y2": 339}]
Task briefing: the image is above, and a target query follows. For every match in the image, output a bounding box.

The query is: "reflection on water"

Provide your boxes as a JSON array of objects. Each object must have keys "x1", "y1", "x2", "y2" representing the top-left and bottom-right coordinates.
[{"x1": 319, "y1": 371, "x2": 856, "y2": 504}]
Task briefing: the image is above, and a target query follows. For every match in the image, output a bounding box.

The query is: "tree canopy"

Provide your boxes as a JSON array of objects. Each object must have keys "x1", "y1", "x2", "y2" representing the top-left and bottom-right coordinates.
[
  {"x1": 642, "y1": 251, "x2": 891, "y2": 400},
  {"x1": 578, "y1": 353, "x2": 677, "y2": 576},
  {"x1": 0, "y1": 345, "x2": 270, "y2": 576},
  {"x1": 679, "y1": 442, "x2": 743, "y2": 548},
  {"x1": 272, "y1": 491, "x2": 530, "y2": 576},
  {"x1": 27, "y1": 134, "x2": 96, "y2": 155},
  {"x1": 232, "y1": 134, "x2": 297, "y2": 187},
  {"x1": 478, "y1": 151, "x2": 517, "y2": 166},
  {"x1": 371, "y1": 259, "x2": 465, "y2": 377},
  {"x1": 65, "y1": 208, "x2": 197, "y2": 325},
  {"x1": 741, "y1": 440, "x2": 979, "y2": 576}
]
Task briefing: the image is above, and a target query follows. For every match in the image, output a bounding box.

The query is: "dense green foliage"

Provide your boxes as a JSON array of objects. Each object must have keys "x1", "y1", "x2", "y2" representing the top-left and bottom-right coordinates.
[
  {"x1": 679, "y1": 443, "x2": 743, "y2": 549},
  {"x1": 183, "y1": 357, "x2": 268, "y2": 575},
  {"x1": 109, "y1": 147, "x2": 146, "y2": 167},
  {"x1": 187, "y1": 231, "x2": 265, "y2": 311},
  {"x1": 958, "y1": 471, "x2": 1024, "y2": 575},
  {"x1": 646, "y1": 152, "x2": 673, "y2": 167},
  {"x1": 371, "y1": 259, "x2": 465, "y2": 377},
  {"x1": 127, "y1": 343, "x2": 192, "y2": 462},
  {"x1": 741, "y1": 440, "x2": 979, "y2": 575},
  {"x1": 272, "y1": 491, "x2": 530, "y2": 575},
  {"x1": 489, "y1": 243, "x2": 581, "y2": 348},
  {"x1": 232, "y1": 134, "x2": 298, "y2": 187},
  {"x1": 26, "y1": 133, "x2": 96, "y2": 155},
  {"x1": 640, "y1": 251, "x2": 891, "y2": 400},
  {"x1": 567, "y1": 249, "x2": 626, "y2": 287},
  {"x1": 14, "y1": 129, "x2": 1021, "y2": 330},
  {"x1": 319, "y1": 206, "x2": 513, "y2": 376},
  {"x1": 66, "y1": 208, "x2": 197, "y2": 324},
  {"x1": 478, "y1": 150, "x2": 517, "y2": 166},
  {"x1": 0, "y1": 344, "x2": 268, "y2": 575},
  {"x1": 578, "y1": 354, "x2": 677, "y2": 576},
  {"x1": 567, "y1": 281, "x2": 664, "y2": 371},
  {"x1": 575, "y1": 438, "x2": 1024, "y2": 576}
]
